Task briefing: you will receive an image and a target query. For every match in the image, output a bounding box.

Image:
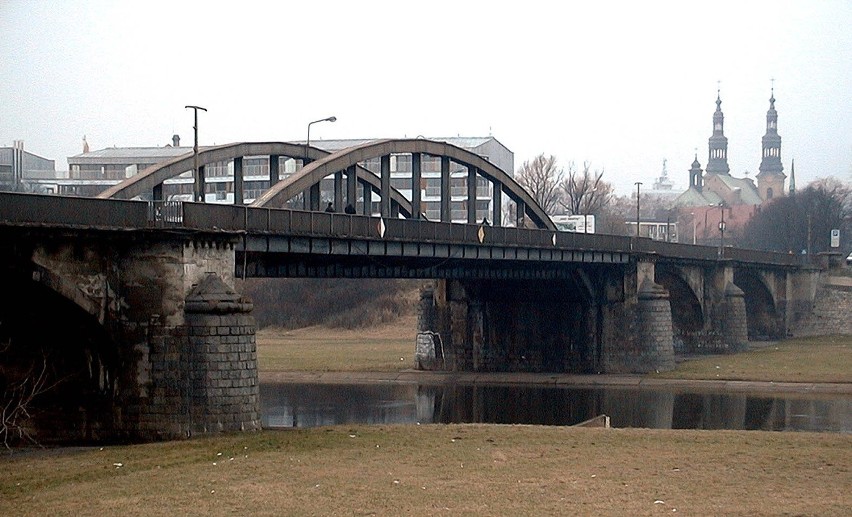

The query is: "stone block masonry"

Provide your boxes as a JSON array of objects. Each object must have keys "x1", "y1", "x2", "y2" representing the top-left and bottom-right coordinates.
[
  {"x1": 793, "y1": 277, "x2": 852, "y2": 336},
  {"x1": 135, "y1": 272, "x2": 260, "y2": 439},
  {"x1": 181, "y1": 273, "x2": 261, "y2": 436}
]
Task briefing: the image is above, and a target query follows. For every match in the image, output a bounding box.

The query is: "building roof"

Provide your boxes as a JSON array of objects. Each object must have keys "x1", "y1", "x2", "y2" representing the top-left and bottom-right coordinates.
[
  {"x1": 672, "y1": 186, "x2": 723, "y2": 208},
  {"x1": 68, "y1": 137, "x2": 505, "y2": 164},
  {"x1": 713, "y1": 174, "x2": 763, "y2": 205},
  {"x1": 307, "y1": 136, "x2": 501, "y2": 153},
  {"x1": 68, "y1": 146, "x2": 193, "y2": 164}
]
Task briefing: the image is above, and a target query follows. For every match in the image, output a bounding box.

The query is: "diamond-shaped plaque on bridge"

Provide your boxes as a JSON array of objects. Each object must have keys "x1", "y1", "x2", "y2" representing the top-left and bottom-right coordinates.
[
  {"x1": 478, "y1": 225, "x2": 485, "y2": 243},
  {"x1": 552, "y1": 233, "x2": 557, "y2": 246},
  {"x1": 377, "y1": 218, "x2": 386, "y2": 238}
]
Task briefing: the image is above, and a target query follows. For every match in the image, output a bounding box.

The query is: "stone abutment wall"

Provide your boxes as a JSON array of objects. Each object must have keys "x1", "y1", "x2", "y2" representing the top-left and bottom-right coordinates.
[{"x1": 16, "y1": 231, "x2": 260, "y2": 442}]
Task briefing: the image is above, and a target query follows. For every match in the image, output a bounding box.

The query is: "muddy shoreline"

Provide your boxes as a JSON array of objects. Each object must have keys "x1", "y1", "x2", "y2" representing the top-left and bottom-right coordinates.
[{"x1": 260, "y1": 370, "x2": 852, "y2": 395}]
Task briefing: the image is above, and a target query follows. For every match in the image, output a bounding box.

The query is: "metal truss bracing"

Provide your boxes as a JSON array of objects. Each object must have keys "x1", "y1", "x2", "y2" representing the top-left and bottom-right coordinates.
[
  {"x1": 96, "y1": 141, "x2": 413, "y2": 216},
  {"x1": 252, "y1": 139, "x2": 557, "y2": 230}
]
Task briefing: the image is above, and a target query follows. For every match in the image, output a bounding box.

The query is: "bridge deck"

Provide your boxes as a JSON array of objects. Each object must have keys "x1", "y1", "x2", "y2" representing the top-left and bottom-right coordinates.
[{"x1": 0, "y1": 192, "x2": 811, "y2": 277}]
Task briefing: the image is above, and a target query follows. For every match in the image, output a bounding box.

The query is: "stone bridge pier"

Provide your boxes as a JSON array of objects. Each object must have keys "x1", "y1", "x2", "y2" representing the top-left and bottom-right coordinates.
[
  {"x1": 416, "y1": 259, "x2": 753, "y2": 374},
  {"x1": 416, "y1": 261, "x2": 675, "y2": 374},
  {"x1": 2, "y1": 229, "x2": 259, "y2": 442}
]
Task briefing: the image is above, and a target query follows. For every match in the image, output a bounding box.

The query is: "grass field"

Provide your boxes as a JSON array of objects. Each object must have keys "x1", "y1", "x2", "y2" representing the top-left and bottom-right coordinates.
[
  {"x1": 656, "y1": 335, "x2": 852, "y2": 384},
  {"x1": 2, "y1": 425, "x2": 850, "y2": 516},
  {"x1": 256, "y1": 314, "x2": 416, "y2": 372}
]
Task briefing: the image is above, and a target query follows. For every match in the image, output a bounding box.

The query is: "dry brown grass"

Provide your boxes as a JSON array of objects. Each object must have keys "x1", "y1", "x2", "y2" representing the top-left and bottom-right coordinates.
[
  {"x1": 257, "y1": 314, "x2": 415, "y2": 372},
  {"x1": 2, "y1": 425, "x2": 850, "y2": 516},
  {"x1": 657, "y1": 335, "x2": 852, "y2": 384}
]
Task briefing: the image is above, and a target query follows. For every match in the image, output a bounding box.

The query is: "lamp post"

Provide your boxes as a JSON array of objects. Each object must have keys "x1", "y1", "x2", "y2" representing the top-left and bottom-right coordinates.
[
  {"x1": 690, "y1": 212, "x2": 697, "y2": 245},
  {"x1": 634, "y1": 182, "x2": 642, "y2": 237},
  {"x1": 718, "y1": 202, "x2": 726, "y2": 257},
  {"x1": 305, "y1": 116, "x2": 337, "y2": 167},
  {"x1": 665, "y1": 209, "x2": 673, "y2": 243},
  {"x1": 185, "y1": 105, "x2": 207, "y2": 202}
]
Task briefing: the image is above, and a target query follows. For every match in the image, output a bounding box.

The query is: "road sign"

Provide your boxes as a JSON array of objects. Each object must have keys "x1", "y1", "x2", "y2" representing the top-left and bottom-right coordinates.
[{"x1": 830, "y1": 229, "x2": 840, "y2": 248}]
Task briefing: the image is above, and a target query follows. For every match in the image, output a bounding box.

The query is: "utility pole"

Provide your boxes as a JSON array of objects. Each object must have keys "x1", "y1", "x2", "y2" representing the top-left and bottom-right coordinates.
[
  {"x1": 807, "y1": 212, "x2": 812, "y2": 256},
  {"x1": 634, "y1": 182, "x2": 642, "y2": 237},
  {"x1": 185, "y1": 105, "x2": 207, "y2": 202}
]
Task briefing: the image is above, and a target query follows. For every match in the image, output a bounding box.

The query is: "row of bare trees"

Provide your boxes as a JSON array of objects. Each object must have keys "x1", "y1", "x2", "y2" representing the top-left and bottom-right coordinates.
[
  {"x1": 514, "y1": 154, "x2": 614, "y2": 217},
  {"x1": 741, "y1": 178, "x2": 851, "y2": 254}
]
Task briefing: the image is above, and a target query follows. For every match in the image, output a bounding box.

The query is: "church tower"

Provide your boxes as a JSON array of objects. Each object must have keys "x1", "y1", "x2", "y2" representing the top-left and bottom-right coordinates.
[
  {"x1": 706, "y1": 90, "x2": 731, "y2": 175},
  {"x1": 756, "y1": 87, "x2": 785, "y2": 200},
  {"x1": 689, "y1": 153, "x2": 703, "y2": 192}
]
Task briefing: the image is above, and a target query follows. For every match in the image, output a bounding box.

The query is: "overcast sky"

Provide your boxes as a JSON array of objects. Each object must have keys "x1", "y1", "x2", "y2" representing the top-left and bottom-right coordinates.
[{"x1": 2, "y1": 0, "x2": 850, "y2": 195}]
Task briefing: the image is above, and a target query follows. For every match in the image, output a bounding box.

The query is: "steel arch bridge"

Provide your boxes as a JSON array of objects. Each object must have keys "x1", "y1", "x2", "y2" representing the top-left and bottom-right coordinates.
[{"x1": 98, "y1": 139, "x2": 556, "y2": 230}]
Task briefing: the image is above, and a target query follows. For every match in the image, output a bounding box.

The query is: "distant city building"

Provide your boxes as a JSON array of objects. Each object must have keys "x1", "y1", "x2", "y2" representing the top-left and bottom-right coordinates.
[
  {"x1": 625, "y1": 219, "x2": 678, "y2": 242},
  {"x1": 650, "y1": 159, "x2": 676, "y2": 193},
  {"x1": 62, "y1": 135, "x2": 193, "y2": 197},
  {"x1": 0, "y1": 140, "x2": 56, "y2": 192}
]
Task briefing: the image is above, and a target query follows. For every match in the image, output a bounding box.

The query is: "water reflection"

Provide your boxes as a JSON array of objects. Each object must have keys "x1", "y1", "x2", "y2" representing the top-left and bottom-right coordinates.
[{"x1": 260, "y1": 383, "x2": 852, "y2": 433}]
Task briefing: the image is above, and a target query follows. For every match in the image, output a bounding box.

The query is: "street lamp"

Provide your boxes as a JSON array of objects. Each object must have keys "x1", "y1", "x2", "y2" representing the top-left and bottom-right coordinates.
[
  {"x1": 665, "y1": 209, "x2": 673, "y2": 243},
  {"x1": 305, "y1": 116, "x2": 337, "y2": 167},
  {"x1": 690, "y1": 212, "x2": 697, "y2": 245},
  {"x1": 185, "y1": 105, "x2": 207, "y2": 202},
  {"x1": 634, "y1": 182, "x2": 642, "y2": 237},
  {"x1": 718, "y1": 202, "x2": 727, "y2": 257}
]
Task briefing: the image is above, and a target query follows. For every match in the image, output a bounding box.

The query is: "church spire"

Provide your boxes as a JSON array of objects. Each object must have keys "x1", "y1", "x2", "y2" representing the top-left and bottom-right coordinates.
[
  {"x1": 756, "y1": 83, "x2": 785, "y2": 200},
  {"x1": 706, "y1": 86, "x2": 730, "y2": 175},
  {"x1": 789, "y1": 158, "x2": 796, "y2": 195},
  {"x1": 689, "y1": 152, "x2": 703, "y2": 193}
]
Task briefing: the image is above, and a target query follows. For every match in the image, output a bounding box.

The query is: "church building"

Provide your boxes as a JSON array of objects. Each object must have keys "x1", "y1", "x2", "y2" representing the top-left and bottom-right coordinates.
[{"x1": 673, "y1": 88, "x2": 792, "y2": 245}]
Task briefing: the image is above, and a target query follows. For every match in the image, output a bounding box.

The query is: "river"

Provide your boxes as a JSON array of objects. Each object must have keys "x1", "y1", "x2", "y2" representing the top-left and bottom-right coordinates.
[{"x1": 260, "y1": 382, "x2": 852, "y2": 433}]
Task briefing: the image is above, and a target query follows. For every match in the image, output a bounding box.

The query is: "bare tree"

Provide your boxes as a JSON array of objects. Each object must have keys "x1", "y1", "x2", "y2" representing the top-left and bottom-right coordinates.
[
  {"x1": 1, "y1": 346, "x2": 56, "y2": 448},
  {"x1": 596, "y1": 194, "x2": 635, "y2": 235},
  {"x1": 559, "y1": 161, "x2": 614, "y2": 216},
  {"x1": 515, "y1": 154, "x2": 564, "y2": 215}
]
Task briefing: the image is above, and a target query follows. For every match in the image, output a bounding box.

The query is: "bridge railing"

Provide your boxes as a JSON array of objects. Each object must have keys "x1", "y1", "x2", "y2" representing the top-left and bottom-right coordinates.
[
  {"x1": 0, "y1": 193, "x2": 810, "y2": 268},
  {"x1": 640, "y1": 238, "x2": 809, "y2": 266},
  {"x1": 0, "y1": 191, "x2": 149, "y2": 228},
  {"x1": 177, "y1": 202, "x2": 810, "y2": 266},
  {"x1": 147, "y1": 201, "x2": 183, "y2": 226}
]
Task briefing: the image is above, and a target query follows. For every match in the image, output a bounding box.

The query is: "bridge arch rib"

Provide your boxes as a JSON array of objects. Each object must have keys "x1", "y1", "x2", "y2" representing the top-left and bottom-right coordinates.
[
  {"x1": 96, "y1": 142, "x2": 413, "y2": 216},
  {"x1": 252, "y1": 139, "x2": 556, "y2": 230}
]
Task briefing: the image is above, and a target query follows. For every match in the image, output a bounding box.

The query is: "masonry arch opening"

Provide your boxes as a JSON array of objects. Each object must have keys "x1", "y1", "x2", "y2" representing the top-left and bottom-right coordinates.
[{"x1": 0, "y1": 272, "x2": 120, "y2": 444}]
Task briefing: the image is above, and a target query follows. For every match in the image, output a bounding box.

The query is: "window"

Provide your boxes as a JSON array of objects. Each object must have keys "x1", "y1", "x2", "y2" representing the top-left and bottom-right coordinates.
[{"x1": 392, "y1": 154, "x2": 412, "y2": 173}]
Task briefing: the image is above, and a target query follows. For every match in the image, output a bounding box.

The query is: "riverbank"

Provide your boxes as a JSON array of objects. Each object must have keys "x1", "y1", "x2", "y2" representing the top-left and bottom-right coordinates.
[
  {"x1": 257, "y1": 322, "x2": 852, "y2": 387},
  {"x1": 259, "y1": 369, "x2": 852, "y2": 395}
]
